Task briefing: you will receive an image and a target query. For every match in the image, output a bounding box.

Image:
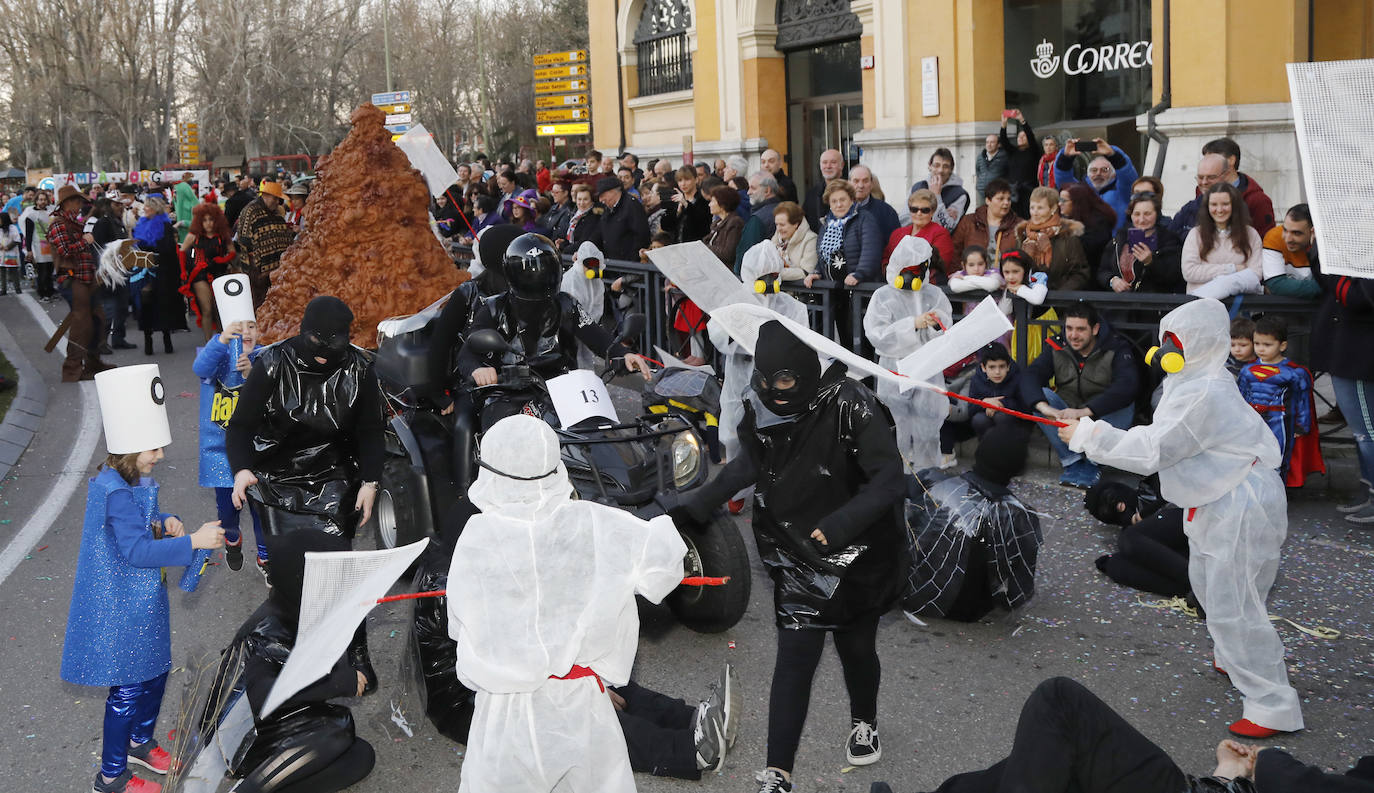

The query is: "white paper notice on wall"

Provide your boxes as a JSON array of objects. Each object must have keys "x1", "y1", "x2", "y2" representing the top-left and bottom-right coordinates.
[
  {"x1": 922, "y1": 56, "x2": 940, "y2": 117},
  {"x1": 547, "y1": 370, "x2": 619, "y2": 429}
]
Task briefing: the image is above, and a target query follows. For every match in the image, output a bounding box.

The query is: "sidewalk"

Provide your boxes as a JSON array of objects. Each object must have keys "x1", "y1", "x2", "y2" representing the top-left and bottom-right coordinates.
[{"x1": 0, "y1": 314, "x2": 46, "y2": 481}]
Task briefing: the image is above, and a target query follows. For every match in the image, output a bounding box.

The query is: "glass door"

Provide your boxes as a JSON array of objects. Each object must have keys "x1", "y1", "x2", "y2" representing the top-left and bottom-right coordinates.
[{"x1": 789, "y1": 96, "x2": 863, "y2": 198}]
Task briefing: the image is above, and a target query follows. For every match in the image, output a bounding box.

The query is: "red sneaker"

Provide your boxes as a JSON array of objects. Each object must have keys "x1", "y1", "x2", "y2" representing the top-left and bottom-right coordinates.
[
  {"x1": 727, "y1": 499, "x2": 745, "y2": 515},
  {"x1": 92, "y1": 771, "x2": 162, "y2": 793},
  {"x1": 1229, "y1": 718, "x2": 1285, "y2": 739},
  {"x1": 127, "y1": 739, "x2": 171, "y2": 774},
  {"x1": 126, "y1": 777, "x2": 163, "y2": 793}
]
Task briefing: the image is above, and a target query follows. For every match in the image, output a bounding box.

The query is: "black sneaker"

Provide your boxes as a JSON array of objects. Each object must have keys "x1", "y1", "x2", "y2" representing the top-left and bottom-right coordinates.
[
  {"x1": 257, "y1": 557, "x2": 272, "y2": 588},
  {"x1": 693, "y1": 699, "x2": 725, "y2": 771},
  {"x1": 225, "y1": 540, "x2": 243, "y2": 571},
  {"x1": 755, "y1": 768, "x2": 793, "y2": 792},
  {"x1": 92, "y1": 769, "x2": 161, "y2": 792},
  {"x1": 846, "y1": 719, "x2": 881, "y2": 766}
]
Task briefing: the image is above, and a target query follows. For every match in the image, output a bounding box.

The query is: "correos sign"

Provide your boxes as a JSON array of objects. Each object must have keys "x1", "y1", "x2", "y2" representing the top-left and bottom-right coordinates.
[{"x1": 1029, "y1": 38, "x2": 1153, "y2": 79}]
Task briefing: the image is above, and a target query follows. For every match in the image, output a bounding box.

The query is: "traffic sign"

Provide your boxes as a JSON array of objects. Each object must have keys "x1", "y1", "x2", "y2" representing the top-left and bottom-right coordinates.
[
  {"x1": 536, "y1": 108, "x2": 589, "y2": 123},
  {"x1": 535, "y1": 93, "x2": 589, "y2": 108},
  {"x1": 378, "y1": 103, "x2": 411, "y2": 114},
  {"x1": 534, "y1": 64, "x2": 588, "y2": 80},
  {"x1": 385, "y1": 124, "x2": 412, "y2": 134},
  {"x1": 372, "y1": 90, "x2": 413, "y2": 105},
  {"x1": 536, "y1": 122, "x2": 591, "y2": 137},
  {"x1": 385, "y1": 113, "x2": 414, "y2": 125},
  {"x1": 535, "y1": 78, "x2": 588, "y2": 95},
  {"x1": 533, "y1": 50, "x2": 587, "y2": 66}
]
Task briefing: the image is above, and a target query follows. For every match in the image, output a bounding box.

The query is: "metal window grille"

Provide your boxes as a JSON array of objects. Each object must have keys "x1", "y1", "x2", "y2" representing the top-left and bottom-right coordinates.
[
  {"x1": 633, "y1": 0, "x2": 692, "y2": 97},
  {"x1": 636, "y1": 32, "x2": 693, "y2": 96}
]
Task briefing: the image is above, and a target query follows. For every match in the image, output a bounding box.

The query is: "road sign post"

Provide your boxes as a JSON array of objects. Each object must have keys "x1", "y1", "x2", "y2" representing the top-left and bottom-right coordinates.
[{"x1": 533, "y1": 52, "x2": 591, "y2": 141}]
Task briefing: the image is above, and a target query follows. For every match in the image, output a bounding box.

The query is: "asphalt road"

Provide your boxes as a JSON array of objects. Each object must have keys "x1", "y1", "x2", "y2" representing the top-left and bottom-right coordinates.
[{"x1": 0, "y1": 294, "x2": 1370, "y2": 793}]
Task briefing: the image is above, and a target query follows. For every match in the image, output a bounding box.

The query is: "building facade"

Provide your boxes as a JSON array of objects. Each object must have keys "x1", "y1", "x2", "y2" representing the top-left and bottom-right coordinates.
[{"x1": 587, "y1": 0, "x2": 1372, "y2": 219}]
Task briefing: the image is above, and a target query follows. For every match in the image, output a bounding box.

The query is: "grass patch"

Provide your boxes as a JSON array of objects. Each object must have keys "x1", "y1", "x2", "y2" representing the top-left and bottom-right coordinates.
[{"x1": 0, "y1": 351, "x2": 16, "y2": 424}]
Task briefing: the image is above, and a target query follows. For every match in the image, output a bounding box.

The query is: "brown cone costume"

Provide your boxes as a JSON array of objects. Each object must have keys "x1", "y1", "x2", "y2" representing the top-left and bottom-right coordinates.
[{"x1": 256, "y1": 102, "x2": 464, "y2": 345}]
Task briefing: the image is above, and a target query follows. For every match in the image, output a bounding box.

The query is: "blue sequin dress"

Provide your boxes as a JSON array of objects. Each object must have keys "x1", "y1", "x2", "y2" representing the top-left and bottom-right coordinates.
[{"x1": 61, "y1": 467, "x2": 193, "y2": 687}]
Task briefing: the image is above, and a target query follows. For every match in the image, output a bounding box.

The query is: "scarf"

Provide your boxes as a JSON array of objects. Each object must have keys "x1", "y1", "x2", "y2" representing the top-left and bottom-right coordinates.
[
  {"x1": 1020, "y1": 216, "x2": 1062, "y2": 270},
  {"x1": 818, "y1": 208, "x2": 853, "y2": 266},
  {"x1": 566, "y1": 207, "x2": 588, "y2": 242}
]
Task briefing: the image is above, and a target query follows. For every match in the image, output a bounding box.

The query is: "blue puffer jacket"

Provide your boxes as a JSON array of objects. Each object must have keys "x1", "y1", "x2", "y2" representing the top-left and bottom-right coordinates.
[
  {"x1": 1053, "y1": 144, "x2": 1138, "y2": 233},
  {"x1": 816, "y1": 209, "x2": 883, "y2": 282}
]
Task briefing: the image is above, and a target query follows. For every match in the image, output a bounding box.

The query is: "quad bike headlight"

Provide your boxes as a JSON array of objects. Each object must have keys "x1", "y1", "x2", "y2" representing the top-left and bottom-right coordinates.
[{"x1": 671, "y1": 431, "x2": 702, "y2": 488}]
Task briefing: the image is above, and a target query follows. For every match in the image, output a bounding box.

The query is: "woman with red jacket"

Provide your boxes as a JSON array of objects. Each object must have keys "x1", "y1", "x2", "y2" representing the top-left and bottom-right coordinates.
[{"x1": 179, "y1": 201, "x2": 236, "y2": 340}]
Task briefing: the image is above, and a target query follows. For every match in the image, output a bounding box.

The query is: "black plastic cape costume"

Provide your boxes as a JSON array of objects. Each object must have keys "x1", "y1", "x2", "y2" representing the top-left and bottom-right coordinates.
[
  {"x1": 903, "y1": 469, "x2": 1043, "y2": 621},
  {"x1": 683, "y1": 362, "x2": 906, "y2": 629},
  {"x1": 226, "y1": 342, "x2": 384, "y2": 539}
]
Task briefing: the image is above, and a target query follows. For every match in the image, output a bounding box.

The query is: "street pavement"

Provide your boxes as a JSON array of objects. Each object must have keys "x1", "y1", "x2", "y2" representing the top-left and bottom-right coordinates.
[{"x1": 0, "y1": 294, "x2": 1370, "y2": 793}]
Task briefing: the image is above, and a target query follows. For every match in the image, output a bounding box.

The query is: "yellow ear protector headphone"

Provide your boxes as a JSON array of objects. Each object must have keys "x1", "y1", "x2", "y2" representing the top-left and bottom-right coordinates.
[
  {"x1": 583, "y1": 258, "x2": 603, "y2": 279},
  {"x1": 1145, "y1": 331, "x2": 1186, "y2": 374},
  {"x1": 892, "y1": 264, "x2": 928, "y2": 291},
  {"x1": 753, "y1": 273, "x2": 782, "y2": 294}
]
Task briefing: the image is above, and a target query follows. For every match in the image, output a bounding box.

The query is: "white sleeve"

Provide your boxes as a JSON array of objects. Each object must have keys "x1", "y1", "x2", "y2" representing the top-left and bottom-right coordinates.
[
  {"x1": 1015, "y1": 281, "x2": 1047, "y2": 305},
  {"x1": 948, "y1": 275, "x2": 976, "y2": 293},
  {"x1": 633, "y1": 516, "x2": 689, "y2": 604},
  {"x1": 1068, "y1": 408, "x2": 1205, "y2": 477},
  {"x1": 963, "y1": 274, "x2": 1003, "y2": 292},
  {"x1": 1261, "y1": 247, "x2": 1288, "y2": 281}
]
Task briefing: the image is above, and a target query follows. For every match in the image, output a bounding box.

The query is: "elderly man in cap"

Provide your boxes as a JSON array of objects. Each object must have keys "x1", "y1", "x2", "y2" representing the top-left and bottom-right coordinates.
[
  {"x1": 592, "y1": 175, "x2": 650, "y2": 262},
  {"x1": 47, "y1": 184, "x2": 113, "y2": 381},
  {"x1": 234, "y1": 180, "x2": 294, "y2": 306}
]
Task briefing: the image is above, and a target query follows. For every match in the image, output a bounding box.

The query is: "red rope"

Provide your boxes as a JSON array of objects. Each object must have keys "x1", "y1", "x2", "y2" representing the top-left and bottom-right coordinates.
[
  {"x1": 375, "y1": 576, "x2": 731, "y2": 605},
  {"x1": 444, "y1": 187, "x2": 478, "y2": 239},
  {"x1": 887, "y1": 368, "x2": 1068, "y2": 428}
]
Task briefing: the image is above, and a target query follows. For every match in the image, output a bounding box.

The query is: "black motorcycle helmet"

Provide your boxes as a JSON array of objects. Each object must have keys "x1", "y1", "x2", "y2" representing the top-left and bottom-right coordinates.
[{"x1": 504, "y1": 233, "x2": 562, "y2": 302}]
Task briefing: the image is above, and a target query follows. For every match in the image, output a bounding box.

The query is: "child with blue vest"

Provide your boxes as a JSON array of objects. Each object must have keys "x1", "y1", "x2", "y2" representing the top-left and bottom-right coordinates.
[
  {"x1": 192, "y1": 274, "x2": 268, "y2": 578},
  {"x1": 62, "y1": 364, "x2": 225, "y2": 793}
]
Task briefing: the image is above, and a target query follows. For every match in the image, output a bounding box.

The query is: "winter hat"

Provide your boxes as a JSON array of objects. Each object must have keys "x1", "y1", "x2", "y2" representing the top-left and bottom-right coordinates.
[{"x1": 971, "y1": 422, "x2": 1029, "y2": 487}]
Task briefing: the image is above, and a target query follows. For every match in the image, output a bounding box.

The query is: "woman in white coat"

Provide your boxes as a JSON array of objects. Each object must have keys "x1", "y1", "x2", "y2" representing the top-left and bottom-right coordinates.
[
  {"x1": 864, "y1": 235, "x2": 953, "y2": 471},
  {"x1": 710, "y1": 241, "x2": 810, "y2": 511},
  {"x1": 1062, "y1": 298, "x2": 1303, "y2": 738}
]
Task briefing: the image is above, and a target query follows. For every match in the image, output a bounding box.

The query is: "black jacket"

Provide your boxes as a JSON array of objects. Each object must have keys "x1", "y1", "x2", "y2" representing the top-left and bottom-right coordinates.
[
  {"x1": 1255, "y1": 749, "x2": 1374, "y2": 793},
  {"x1": 225, "y1": 189, "x2": 254, "y2": 230},
  {"x1": 1096, "y1": 224, "x2": 1186, "y2": 293},
  {"x1": 774, "y1": 170, "x2": 798, "y2": 203},
  {"x1": 559, "y1": 207, "x2": 601, "y2": 253},
  {"x1": 1311, "y1": 265, "x2": 1374, "y2": 382},
  {"x1": 857, "y1": 196, "x2": 901, "y2": 243},
  {"x1": 456, "y1": 292, "x2": 627, "y2": 386},
  {"x1": 425, "y1": 276, "x2": 506, "y2": 409},
  {"x1": 818, "y1": 210, "x2": 884, "y2": 282},
  {"x1": 1020, "y1": 326, "x2": 1139, "y2": 418},
  {"x1": 675, "y1": 192, "x2": 711, "y2": 244},
  {"x1": 684, "y1": 363, "x2": 906, "y2": 629},
  {"x1": 593, "y1": 195, "x2": 650, "y2": 261},
  {"x1": 546, "y1": 201, "x2": 574, "y2": 242}
]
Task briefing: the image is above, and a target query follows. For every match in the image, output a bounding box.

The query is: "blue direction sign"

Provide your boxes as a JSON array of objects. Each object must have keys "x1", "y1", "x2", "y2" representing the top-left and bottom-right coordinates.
[
  {"x1": 372, "y1": 90, "x2": 413, "y2": 105},
  {"x1": 385, "y1": 123, "x2": 412, "y2": 134}
]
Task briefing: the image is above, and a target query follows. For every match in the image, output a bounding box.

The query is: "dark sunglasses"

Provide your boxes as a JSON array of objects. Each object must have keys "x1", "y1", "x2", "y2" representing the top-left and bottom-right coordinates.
[{"x1": 908, "y1": 205, "x2": 934, "y2": 214}]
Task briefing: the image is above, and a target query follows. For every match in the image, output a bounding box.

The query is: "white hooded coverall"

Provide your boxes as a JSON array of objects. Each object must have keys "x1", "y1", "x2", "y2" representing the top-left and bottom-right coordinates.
[
  {"x1": 1069, "y1": 298, "x2": 1303, "y2": 731},
  {"x1": 561, "y1": 241, "x2": 611, "y2": 369},
  {"x1": 709, "y1": 241, "x2": 810, "y2": 464},
  {"x1": 447, "y1": 415, "x2": 689, "y2": 792},
  {"x1": 863, "y1": 236, "x2": 953, "y2": 471}
]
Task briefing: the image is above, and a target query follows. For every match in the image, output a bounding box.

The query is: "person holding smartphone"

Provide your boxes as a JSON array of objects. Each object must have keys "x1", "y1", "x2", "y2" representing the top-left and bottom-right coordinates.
[{"x1": 1099, "y1": 192, "x2": 1185, "y2": 293}]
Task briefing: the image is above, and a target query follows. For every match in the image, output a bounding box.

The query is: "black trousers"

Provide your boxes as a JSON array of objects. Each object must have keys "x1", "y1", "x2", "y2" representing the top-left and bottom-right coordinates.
[
  {"x1": 613, "y1": 680, "x2": 701, "y2": 780},
  {"x1": 939, "y1": 411, "x2": 1007, "y2": 454},
  {"x1": 767, "y1": 616, "x2": 881, "y2": 772},
  {"x1": 926, "y1": 677, "x2": 1187, "y2": 793},
  {"x1": 36, "y1": 261, "x2": 55, "y2": 297},
  {"x1": 1098, "y1": 507, "x2": 1190, "y2": 597},
  {"x1": 236, "y1": 735, "x2": 374, "y2": 793}
]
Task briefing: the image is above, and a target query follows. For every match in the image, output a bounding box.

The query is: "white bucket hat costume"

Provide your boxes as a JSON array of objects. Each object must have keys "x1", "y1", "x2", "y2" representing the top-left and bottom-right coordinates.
[
  {"x1": 1068, "y1": 298, "x2": 1303, "y2": 733},
  {"x1": 864, "y1": 235, "x2": 953, "y2": 471},
  {"x1": 212, "y1": 273, "x2": 255, "y2": 327},
  {"x1": 708, "y1": 241, "x2": 810, "y2": 466},
  {"x1": 96, "y1": 364, "x2": 172, "y2": 454},
  {"x1": 447, "y1": 415, "x2": 688, "y2": 793}
]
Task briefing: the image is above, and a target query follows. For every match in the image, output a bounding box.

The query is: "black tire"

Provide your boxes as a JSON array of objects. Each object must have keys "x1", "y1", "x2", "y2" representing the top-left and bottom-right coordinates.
[
  {"x1": 667, "y1": 513, "x2": 752, "y2": 633},
  {"x1": 376, "y1": 455, "x2": 427, "y2": 550}
]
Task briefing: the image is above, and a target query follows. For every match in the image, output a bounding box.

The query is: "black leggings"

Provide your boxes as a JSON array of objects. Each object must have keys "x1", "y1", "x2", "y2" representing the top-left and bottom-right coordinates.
[
  {"x1": 766, "y1": 616, "x2": 881, "y2": 772},
  {"x1": 1097, "y1": 507, "x2": 1190, "y2": 597},
  {"x1": 926, "y1": 677, "x2": 1187, "y2": 793},
  {"x1": 236, "y1": 735, "x2": 375, "y2": 793}
]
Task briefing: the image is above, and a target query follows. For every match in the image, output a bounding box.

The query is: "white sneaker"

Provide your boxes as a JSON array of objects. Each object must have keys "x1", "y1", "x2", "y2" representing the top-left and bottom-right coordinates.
[{"x1": 939, "y1": 453, "x2": 958, "y2": 470}]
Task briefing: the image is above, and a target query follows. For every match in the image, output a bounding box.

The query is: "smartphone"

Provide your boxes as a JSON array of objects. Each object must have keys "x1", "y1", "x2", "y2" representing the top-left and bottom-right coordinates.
[
  {"x1": 1127, "y1": 228, "x2": 1154, "y2": 251},
  {"x1": 1002, "y1": 109, "x2": 1017, "y2": 120}
]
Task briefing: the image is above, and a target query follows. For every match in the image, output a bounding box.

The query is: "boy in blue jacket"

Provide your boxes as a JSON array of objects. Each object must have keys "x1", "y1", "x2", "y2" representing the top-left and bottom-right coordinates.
[{"x1": 938, "y1": 342, "x2": 1025, "y2": 468}]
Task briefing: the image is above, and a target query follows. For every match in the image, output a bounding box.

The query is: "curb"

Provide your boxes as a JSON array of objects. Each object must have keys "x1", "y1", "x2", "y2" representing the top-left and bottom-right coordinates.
[{"x1": 0, "y1": 316, "x2": 47, "y2": 481}]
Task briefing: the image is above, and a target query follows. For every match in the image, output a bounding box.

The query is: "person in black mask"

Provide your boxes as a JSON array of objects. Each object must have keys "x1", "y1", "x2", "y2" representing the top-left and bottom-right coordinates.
[
  {"x1": 903, "y1": 422, "x2": 1043, "y2": 622},
  {"x1": 227, "y1": 296, "x2": 384, "y2": 688},
  {"x1": 1086, "y1": 476, "x2": 1193, "y2": 599},
  {"x1": 665, "y1": 319, "x2": 906, "y2": 793},
  {"x1": 457, "y1": 232, "x2": 651, "y2": 430},
  {"x1": 426, "y1": 223, "x2": 525, "y2": 415},
  {"x1": 222, "y1": 531, "x2": 377, "y2": 793}
]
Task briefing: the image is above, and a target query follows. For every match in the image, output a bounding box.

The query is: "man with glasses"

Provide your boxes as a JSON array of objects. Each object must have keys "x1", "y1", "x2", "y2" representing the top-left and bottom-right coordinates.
[
  {"x1": 1167, "y1": 153, "x2": 1227, "y2": 240},
  {"x1": 881, "y1": 188, "x2": 955, "y2": 280},
  {"x1": 1053, "y1": 136, "x2": 1138, "y2": 232},
  {"x1": 910, "y1": 148, "x2": 970, "y2": 234}
]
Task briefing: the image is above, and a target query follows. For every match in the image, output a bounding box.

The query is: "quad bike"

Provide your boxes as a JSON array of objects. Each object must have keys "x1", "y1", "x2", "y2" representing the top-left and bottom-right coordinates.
[{"x1": 373, "y1": 303, "x2": 751, "y2": 633}]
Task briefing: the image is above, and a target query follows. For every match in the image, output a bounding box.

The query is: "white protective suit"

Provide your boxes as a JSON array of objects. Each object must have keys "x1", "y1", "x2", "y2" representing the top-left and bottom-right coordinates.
[
  {"x1": 708, "y1": 241, "x2": 810, "y2": 463},
  {"x1": 864, "y1": 236, "x2": 953, "y2": 471},
  {"x1": 1068, "y1": 298, "x2": 1303, "y2": 732},
  {"x1": 562, "y1": 241, "x2": 611, "y2": 369},
  {"x1": 447, "y1": 415, "x2": 688, "y2": 792}
]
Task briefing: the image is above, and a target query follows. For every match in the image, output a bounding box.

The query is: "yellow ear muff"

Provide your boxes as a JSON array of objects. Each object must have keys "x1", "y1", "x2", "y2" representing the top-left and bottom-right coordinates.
[
  {"x1": 754, "y1": 279, "x2": 767, "y2": 293},
  {"x1": 893, "y1": 275, "x2": 905, "y2": 289},
  {"x1": 908, "y1": 277, "x2": 923, "y2": 291},
  {"x1": 585, "y1": 268, "x2": 599, "y2": 279},
  {"x1": 1160, "y1": 350, "x2": 1185, "y2": 373}
]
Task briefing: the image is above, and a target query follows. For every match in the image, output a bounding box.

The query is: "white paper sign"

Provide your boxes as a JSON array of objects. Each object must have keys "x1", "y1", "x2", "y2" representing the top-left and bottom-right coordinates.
[
  {"x1": 645, "y1": 241, "x2": 755, "y2": 314},
  {"x1": 546, "y1": 370, "x2": 618, "y2": 428},
  {"x1": 897, "y1": 296, "x2": 1012, "y2": 382},
  {"x1": 396, "y1": 123, "x2": 460, "y2": 198},
  {"x1": 921, "y1": 56, "x2": 940, "y2": 117}
]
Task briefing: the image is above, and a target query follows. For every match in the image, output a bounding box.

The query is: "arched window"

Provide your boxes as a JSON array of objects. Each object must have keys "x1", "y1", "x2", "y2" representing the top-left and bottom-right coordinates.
[
  {"x1": 776, "y1": 0, "x2": 861, "y2": 51},
  {"x1": 634, "y1": 0, "x2": 693, "y2": 96}
]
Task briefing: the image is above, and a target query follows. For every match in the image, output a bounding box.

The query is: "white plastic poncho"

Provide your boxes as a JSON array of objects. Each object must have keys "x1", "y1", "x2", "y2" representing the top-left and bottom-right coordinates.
[
  {"x1": 562, "y1": 241, "x2": 610, "y2": 369},
  {"x1": 863, "y1": 236, "x2": 953, "y2": 471},
  {"x1": 1068, "y1": 298, "x2": 1303, "y2": 732},
  {"x1": 447, "y1": 415, "x2": 688, "y2": 792},
  {"x1": 709, "y1": 241, "x2": 810, "y2": 464}
]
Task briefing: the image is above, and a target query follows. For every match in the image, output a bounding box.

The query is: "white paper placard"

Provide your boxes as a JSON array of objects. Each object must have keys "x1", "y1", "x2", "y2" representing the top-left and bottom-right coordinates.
[{"x1": 547, "y1": 370, "x2": 618, "y2": 428}]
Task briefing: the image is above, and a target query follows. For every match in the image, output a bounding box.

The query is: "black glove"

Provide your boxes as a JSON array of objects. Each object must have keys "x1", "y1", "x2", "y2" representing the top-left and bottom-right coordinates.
[{"x1": 654, "y1": 490, "x2": 712, "y2": 530}]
